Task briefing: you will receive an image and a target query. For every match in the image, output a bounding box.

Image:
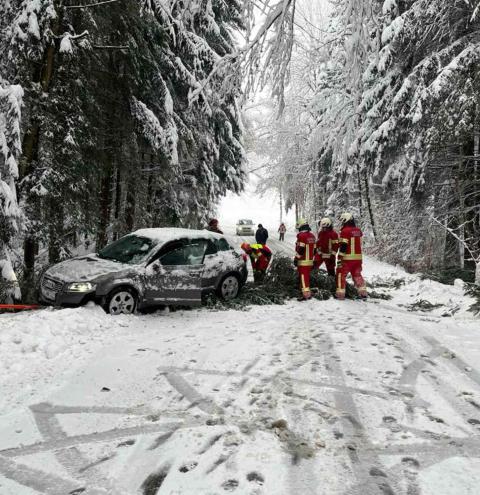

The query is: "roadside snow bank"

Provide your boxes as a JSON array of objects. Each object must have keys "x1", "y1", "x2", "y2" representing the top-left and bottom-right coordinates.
[
  {"x1": 0, "y1": 304, "x2": 131, "y2": 412},
  {"x1": 363, "y1": 257, "x2": 476, "y2": 318},
  {"x1": 0, "y1": 305, "x2": 111, "y2": 369}
]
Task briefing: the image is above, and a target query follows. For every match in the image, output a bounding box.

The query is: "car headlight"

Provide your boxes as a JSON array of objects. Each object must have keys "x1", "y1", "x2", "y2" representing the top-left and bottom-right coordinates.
[{"x1": 67, "y1": 282, "x2": 96, "y2": 292}]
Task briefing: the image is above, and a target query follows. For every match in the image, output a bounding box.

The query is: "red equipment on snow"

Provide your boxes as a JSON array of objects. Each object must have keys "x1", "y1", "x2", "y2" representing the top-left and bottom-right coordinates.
[{"x1": 0, "y1": 304, "x2": 41, "y2": 312}]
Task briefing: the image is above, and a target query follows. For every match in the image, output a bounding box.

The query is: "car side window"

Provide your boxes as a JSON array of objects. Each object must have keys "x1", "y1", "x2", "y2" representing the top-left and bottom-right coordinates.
[
  {"x1": 186, "y1": 240, "x2": 209, "y2": 265},
  {"x1": 204, "y1": 239, "x2": 218, "y2": 256},
  {"x1": 148, "y1": 240, "x2": 184, "y2": 265},
  {"x1": 216, "y1": 238, "x2": 231, "y2": 251},
  {"x1": 160, "y1": 240, "x2": 207, "y2": 266}
]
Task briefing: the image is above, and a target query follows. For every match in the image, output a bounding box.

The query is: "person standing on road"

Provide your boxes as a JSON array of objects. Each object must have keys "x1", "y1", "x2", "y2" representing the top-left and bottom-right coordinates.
[
  {"x1": 255, "y1": 224, "x2": 269, "y2": 244},
  {"x1": 294, "y1": 219, "x2": 316, "y2": 300},
  {"x1": 207, "y1": 218, "x2": 223, "y2": 234},
  {"x1": 241, "y1": 242, "x2": 272, "y2": 283},
  {"x1": 314, "y1": 217, "x2": 338, "y2": 276},
  {"x1": 335, "y1": 213, "x2": 367, "y2": 300},
  {"x1": 278, "y1": 222, "x2": 286, "y2": 241}
]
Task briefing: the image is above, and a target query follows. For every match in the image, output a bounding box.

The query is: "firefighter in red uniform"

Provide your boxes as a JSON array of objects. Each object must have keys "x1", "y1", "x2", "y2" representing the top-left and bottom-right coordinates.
[
  {"x1": 336, "y1": 213, "x2": 367, "y2": 299},
  {"x1": 314, "y1": 217, "x2": 339, "y2": 276},
  {"x1": 241, "y1": 243, "x2": 272, "y2": 283},
  {"x1": 294, "y1": 219, "x2": 317, "y2": 300}
]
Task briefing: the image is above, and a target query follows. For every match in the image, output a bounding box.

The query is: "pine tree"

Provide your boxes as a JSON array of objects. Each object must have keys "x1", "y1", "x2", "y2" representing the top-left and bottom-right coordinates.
[{"x1": 0, "y1": 0, "x2": 248, "y2": 299}]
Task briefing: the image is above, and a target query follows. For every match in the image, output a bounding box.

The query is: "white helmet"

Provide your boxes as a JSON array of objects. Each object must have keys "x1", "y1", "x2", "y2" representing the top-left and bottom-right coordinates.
[
  {"x1": 320, "y1": 217, "x2": 332, "y2": 228},
  {"x1": 296, "y1": 218, "x2": 308, "y2": 229},
  {"x1": 339, "y1": 212, "x2": 354, "y2": 225}
]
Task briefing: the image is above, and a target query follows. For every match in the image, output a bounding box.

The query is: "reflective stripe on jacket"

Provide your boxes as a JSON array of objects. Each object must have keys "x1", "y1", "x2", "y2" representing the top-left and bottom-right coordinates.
[
  {"x1": 295, "y1": 230, "x2": 317, "y2": 267},
  {"x1": 338, "y1": 226, "x2": 363, "y2": 261}
]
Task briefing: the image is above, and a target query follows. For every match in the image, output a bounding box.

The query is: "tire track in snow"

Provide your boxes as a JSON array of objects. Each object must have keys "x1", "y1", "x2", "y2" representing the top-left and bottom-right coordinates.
[
  {"x1": 423, "y1": 335, "x2": 480, "y2": 389},
  {"x1": 334, "y1": 304, "x2": 480, "y2": 493},
  {"x1": 157, "y1": 365, "x2": 391, "y2": 401},
  {"x1": 162, "y1": 372, "x2": 224, "y2": 415},
  {"x1": 395, "y1": 337, "x2": 480, "y2": 428},
  {"x1": 0, "y1": 455, "x2": 106, "y2": 495},
  {"x1": 0, "y1": 421, "x2": 187, "y2": 458},
  {"x1": 315, "y1": 332, "x2": 402, "y2": 495},
  {"x1": 30, "y1": 404, "x2": 111, "y2": 488}
]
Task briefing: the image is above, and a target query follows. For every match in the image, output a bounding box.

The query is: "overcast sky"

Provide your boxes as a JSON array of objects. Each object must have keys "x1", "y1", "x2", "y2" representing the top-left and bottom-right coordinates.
[
  {"x1": 218, "y1": 155, "x2": 296, "y2": 235},
  {"x1": 218, "y1": 0, "x2": 330, "y2": 236}
]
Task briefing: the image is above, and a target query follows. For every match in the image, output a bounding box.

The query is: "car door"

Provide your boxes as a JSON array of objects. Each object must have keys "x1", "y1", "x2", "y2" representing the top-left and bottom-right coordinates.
[
  {"x1": 144, "y1": 239, "x2": 206, "y2": 306},
  {"x1": 202, "y1": 239, "x2": 224, "y2": 289}
]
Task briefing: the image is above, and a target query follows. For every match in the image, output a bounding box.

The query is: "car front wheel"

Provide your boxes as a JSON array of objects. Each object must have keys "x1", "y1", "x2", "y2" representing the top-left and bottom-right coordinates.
[
  {"x1": 217, "y1": 274, "x2": 240, "y2": 300},
  {"x1": 104, "y1": 288, "x2": 137, "y2": 315}
]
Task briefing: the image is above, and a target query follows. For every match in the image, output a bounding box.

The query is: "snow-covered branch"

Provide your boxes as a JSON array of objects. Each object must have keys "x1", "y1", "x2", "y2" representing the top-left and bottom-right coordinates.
[{"x1": 65, "y1": 0, "x2": 121, "y2": 8}]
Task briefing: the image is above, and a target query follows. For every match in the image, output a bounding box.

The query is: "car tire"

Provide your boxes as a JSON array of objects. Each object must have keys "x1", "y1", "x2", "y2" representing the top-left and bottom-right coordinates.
[
  {"x1": 103, "y1": 287, "x2": 137, "y2": 315},
  {"x1": 217, "y1": 274, "x2": 240, "y2": 301}
]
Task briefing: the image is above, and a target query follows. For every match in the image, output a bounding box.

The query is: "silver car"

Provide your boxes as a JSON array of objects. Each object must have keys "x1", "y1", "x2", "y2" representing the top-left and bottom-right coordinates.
[
  {"x1": 39, "y1": 228, "x2": 248, "y2": 314},
  {"x1": 236, "y1": 219, "x2": 254, "y2": 236}
]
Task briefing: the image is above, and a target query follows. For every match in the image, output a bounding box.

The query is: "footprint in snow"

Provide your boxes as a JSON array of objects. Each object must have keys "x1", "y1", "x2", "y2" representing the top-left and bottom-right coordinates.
[
  {"x1": 247, "y1": 472, "x2": 265, "y2": 485},
  {"x1": 179, "y1": 461, "x2": 198, "y2": 473},
  {"x1": 222, "y1": 479, "x2": 239, "y2": 491},
  {"x1": 369, "y1": 467, "x2": 387, "y2": 478},
  {"x1": 402, "y1": 457, "x2": 420, "y2": 468}
]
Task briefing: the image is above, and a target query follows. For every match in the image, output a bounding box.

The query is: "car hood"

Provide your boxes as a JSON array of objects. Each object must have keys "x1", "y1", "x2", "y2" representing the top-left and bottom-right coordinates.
[{"x1": 45, "y1": 255, "x2": 140, "y2": 283}]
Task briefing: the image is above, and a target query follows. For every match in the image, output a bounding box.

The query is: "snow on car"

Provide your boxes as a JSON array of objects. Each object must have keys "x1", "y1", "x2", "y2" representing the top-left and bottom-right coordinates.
[{"x1": 39, "y1": 228, "x2": 248, "y2": 314}]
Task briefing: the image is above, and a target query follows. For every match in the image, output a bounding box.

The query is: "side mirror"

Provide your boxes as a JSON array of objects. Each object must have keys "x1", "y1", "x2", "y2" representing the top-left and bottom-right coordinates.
[{"x1": 152, "y1": 262, "x2": 161, "y2": 272}]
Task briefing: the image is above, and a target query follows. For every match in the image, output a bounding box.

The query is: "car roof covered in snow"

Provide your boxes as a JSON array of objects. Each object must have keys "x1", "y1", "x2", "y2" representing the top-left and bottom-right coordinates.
[{"x1": 131, "y1": 228, "x2": 222, "y2": 244}]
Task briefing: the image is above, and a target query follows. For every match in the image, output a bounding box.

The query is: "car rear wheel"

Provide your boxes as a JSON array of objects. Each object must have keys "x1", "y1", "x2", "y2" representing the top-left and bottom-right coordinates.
[
  {"x1": 217, "y1": 274, "x2": 240, "y2": 300},
  {"x1": 105, "y1": 288, "x2": 137, "y2": 315}
]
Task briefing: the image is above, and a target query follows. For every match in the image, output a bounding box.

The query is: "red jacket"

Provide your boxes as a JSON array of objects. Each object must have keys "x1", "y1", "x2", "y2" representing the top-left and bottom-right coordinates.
[
  {"x1": 338, "y1": 225, "x2": 363, "y2": 261},
  {"x1": 317, "y1": 229, "x2": 339, "y2": 259},
  {"x1": 249, "y1": 244, "x2": 272, "y2": 271},
  {"x1": 295, "y1": 230, "x2": 316, "y2": 267}
]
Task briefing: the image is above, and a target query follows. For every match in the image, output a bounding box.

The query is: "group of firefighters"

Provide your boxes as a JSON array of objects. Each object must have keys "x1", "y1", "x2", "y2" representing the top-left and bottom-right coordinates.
[{"x1": 238, "y1": 213, "x2": 367, "y2": 301}]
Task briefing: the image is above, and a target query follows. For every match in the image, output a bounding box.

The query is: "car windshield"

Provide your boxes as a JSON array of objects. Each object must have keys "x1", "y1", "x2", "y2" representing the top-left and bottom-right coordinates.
[
  {"x1": 238, "y1": 219, "x2": 253, "y2": 225},
  {"x1": 98, "y1": 235, "x2": 155, "y2": 264}
]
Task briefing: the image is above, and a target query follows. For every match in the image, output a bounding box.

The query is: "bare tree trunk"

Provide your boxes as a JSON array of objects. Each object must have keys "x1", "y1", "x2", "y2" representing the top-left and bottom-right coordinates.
[
  {"x1": 96, "y1": 165, "x2": 113, "y2": 249},
  {"x1": 363, "y1": 173, "x2": 377, "y2": 240},
  {"x1": 48, "y1": 198, "x2": 64, "y2": 263},
  {"x1": 112, "y1": 165, "x2": 122, "y2": 240},
  {"x1": 474, "y1": 101, "x2": 480, "y2": 261},
  {"x1": 125, "y1": 177, "x2": 136, "y2": 232},
  {"x1": 456, "y1": 176, "x2": 465, "y2": 270},
  {"x1": 354, "y1": 159, "x2": 364, "y2": 217},
  {"x1": 279, "y1": 186, "x2": 283, "y2": 223},
  {"x1": 20, "y1": 6, "x2": 62, "y2": 293},
  {"x1": 95, "y1": 51, "x2": 118, "y2": 248}
]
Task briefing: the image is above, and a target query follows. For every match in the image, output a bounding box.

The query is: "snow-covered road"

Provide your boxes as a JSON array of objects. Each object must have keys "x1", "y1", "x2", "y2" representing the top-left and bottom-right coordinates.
[{"x1": 1, "y1": 255, "x2": 480, "y2": 495}]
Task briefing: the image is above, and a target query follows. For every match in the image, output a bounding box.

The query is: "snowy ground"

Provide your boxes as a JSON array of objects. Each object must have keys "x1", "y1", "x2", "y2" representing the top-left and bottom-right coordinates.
[{"x1": 1, "y1": 243, "x2": 480, "y2": 495}]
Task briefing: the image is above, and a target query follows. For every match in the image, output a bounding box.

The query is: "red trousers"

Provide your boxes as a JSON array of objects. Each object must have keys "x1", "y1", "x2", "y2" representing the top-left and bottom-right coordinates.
[
  {"x1": 336, "y1": 260, "x2": 367, "y2": 299},
  {"x1": 298, "y1": 265, "x2": 313, "y2": 299},
  {"x1": 317, "y1": 256, "x2": 336, "y2": 276}
]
